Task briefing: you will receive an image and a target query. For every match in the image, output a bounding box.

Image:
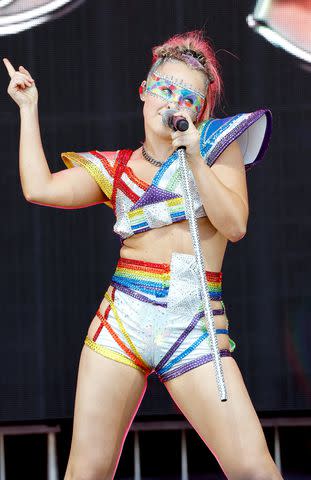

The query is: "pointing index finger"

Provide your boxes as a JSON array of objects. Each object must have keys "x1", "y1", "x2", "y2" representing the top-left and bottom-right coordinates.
[{"x1": 2, "y1": 58, "x2": 16, "y2": 78}]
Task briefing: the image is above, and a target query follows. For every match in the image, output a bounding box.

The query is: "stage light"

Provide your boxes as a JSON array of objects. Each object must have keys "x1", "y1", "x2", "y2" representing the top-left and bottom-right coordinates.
[
  {"x1": 0, "y1": 0, "x2": 86, "y2": 36},
  {"x1": 247, "y1": 0, "x2": 311, "y2": 63}
]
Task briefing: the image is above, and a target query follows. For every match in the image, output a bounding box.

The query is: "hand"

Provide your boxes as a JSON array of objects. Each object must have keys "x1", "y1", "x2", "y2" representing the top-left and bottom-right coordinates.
[
  {"x1": 170, "y1": 110, "x2": 203, "y2": 163},
  {"x1": 3, "y1": 57, "x2": 38, "y2": 109}
]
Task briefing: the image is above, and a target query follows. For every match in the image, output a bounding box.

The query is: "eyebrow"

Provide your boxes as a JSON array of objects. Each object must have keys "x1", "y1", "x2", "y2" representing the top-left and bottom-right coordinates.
[{"x1": 152, "y1": 70, "x2": 206, "y2": 99}]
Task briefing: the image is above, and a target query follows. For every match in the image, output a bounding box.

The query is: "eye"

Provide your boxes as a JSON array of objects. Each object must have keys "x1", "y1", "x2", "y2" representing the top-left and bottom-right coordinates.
[
  {"x1": 184, "y1": 97, "x2": 194, "y2": 106},
  {"x1": 160, "y1": 86, "x2": 173, "y2": 95}
]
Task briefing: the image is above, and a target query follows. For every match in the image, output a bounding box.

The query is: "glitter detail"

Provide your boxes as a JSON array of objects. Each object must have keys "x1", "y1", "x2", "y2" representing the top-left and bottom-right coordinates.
[
  {"x1": 60, "y1": 109, "x2": 272, "y2": 240},
  {"x1": 198, "y1": 109, "x2": 273, "y2": 172},
  {"x1": 86, "y1": 255, "x2": 236, "y2": 386},
  {"x1": 110, "y1": 281, "x2": 168, "y2": 305},
  {"x1": 146, "y1": 61, "x2": 207, "y2": 119},
  {"x1": 84, "y1": 336, "x2": 150, "y2": 374},
  {"x1": 178, "y1": 150, "x2": 228, "y2": 401},
  {"x1": 229, "y1": 338, "x2": 236, "y2": 352},
  {"x1": 181, "y1": 53, "x2": 205, "y2": 69},
  {"x1": 159, "y1": 349, "x2": 232, "y2": 383},
  {"x1": 152, "y1": 70, "x2": 206, "y2": 98},
  {"x1": 156, "y1": 328, "x2": 227, "y2": 376},
  {"x1": 103, "y1": 290, "x2": 149, "y2": 368},
  {"x1": 60, "y1": 151, "x2": 114, "y2": 209},
  {"x1": 111, "y1": 256, "x2": 222, "y2": 301},
  {"x1": 130, "y1": 185, "x2": 180, "y2": 208},
  {"x1": 155, "y1": 307, "x2": 204, "y2": 371},
  {"x1": 95, "y1": 306, "x2": 149, "y2": 371},
  {"x1": 111, "y1": 149, "x2": 207, "y2": 239},
  {"x1": 111, "y1": 149, "x2": 133, "y2": 214}
]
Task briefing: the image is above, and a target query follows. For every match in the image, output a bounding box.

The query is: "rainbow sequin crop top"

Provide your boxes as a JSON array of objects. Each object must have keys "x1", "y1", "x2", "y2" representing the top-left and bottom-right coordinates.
[{"x1": 61, "y1": 109, "x2": 272, "y2": 241}]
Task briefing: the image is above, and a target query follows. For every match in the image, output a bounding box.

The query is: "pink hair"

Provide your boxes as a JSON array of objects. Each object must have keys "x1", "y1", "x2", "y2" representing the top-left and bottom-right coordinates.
[{"x1": 149, "y1": 30, "x2": 224, "y2": 121}]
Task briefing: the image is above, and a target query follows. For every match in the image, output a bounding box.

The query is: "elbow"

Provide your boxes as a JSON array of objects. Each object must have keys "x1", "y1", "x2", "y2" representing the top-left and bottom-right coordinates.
[
  {"x1": 24, "y1": 188, "x2": 45, "y2": 203},
  {"x1": 24, "y1": 191, "x2": 34, "y2": 202},
  {"x1": 228, "y1": 223, "x2": 247, "y2": 243},
  {"x1": 228, "y1": 207, "x2": 249, "y2": 242},
  {"x1": 24, "y1": 191, "x2": 42, "y2": 204}
]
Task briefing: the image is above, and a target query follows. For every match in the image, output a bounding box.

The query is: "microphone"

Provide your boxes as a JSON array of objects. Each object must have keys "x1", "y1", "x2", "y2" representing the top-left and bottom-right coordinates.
[{"x1": 161, "y1": 109, "x2": 189, "y2": 132}]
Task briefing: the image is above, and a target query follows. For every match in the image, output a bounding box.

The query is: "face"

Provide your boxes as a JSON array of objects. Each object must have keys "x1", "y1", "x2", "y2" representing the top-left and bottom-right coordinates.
[
  {"x1": 140, "y1": 60, "x2": 208, "y2": 137},
  {"x1": 146, "y1": 71, "x2": 206, "y2": 117}
]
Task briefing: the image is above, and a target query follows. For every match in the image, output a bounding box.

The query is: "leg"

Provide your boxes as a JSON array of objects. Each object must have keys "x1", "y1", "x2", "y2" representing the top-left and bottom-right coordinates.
[
  {"x1": 65, "y1": 303, "x2": 148, "y2": 480},
  {"x1": 163, "y1": 310, "x2": 283, "y2": 480}
]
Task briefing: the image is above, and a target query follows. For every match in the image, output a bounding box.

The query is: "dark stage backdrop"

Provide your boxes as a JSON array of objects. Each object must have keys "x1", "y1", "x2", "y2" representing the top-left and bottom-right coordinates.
[{"x1": 0, "y1": 0, "x2": 310, "y2": 422}]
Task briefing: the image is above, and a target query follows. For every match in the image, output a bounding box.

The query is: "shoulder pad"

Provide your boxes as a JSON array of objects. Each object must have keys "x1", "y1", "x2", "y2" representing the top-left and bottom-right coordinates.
[{"x1": 197, "y1": 109, "x2": 272, "y2": 171}]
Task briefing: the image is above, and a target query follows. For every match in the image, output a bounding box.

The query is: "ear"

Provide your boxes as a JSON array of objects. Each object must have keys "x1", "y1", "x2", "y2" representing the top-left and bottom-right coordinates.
[
  {"x1": 139, "y1": 80, "x2": 147, "y2": 101},
  {"x1": 198, "y1": 98, "x2": 210, "y2": 123}
]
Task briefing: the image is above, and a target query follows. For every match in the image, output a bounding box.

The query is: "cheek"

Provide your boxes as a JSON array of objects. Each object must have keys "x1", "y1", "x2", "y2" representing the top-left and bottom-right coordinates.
[
  {"x1": 182, "y1": 105, "x2": 198, "y2": 122},
  {"x1": 143, "y1": 94, "x2": 163, "y2": 116}
]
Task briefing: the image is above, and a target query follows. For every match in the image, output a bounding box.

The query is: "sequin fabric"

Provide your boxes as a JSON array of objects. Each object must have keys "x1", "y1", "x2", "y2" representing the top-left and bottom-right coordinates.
[
  {"x1": 84, "y1": 252, "x2": 236, "y2": 382},
  {"x1": 60, "y1": 109, "x2": 272, "y2": 240},
  {"x1": 198, "y1": 109, "x2": 272, "y2": 171}
]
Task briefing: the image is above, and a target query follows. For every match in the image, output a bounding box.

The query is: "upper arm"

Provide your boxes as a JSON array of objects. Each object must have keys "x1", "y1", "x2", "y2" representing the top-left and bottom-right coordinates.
[
  {"x1": 27, "y1": 149, "x2": 116, "y2": 209},
  {"x1": 210, "y1": 139, "x2": 249, "y2": 216},
  {"x1": 27, "y1": 166, "x2": 109, "y2": 209}
]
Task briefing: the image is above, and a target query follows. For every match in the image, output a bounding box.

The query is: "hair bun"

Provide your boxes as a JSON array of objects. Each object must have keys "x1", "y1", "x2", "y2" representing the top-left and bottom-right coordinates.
[
  {"x1": 148, "y1": 30, "x2": 223, "y2": 119},
  {"x1": 153, "y1": 43, "x2": 214, "y2": 83}
]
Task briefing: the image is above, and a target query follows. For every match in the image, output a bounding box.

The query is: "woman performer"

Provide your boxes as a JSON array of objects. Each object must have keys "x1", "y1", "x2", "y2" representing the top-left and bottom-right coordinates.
[{"x1": 3, "y1": 29, "x2": 282, "y2": 480}]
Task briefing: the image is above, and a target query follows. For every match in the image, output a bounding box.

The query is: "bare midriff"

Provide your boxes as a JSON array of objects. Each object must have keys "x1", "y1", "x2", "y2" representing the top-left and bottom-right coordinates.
[
  {"x1": 119, "y1": 216, "x2": 228, "y2": 272},
  {"x1": 97, "y1": 150, "x2": 232, "y2": 352}
]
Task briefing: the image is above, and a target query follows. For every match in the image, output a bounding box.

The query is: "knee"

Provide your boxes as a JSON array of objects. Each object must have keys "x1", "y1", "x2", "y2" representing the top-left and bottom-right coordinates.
[
  {"x1": 64, "y1": 471, "x2": 112, "y2": 480},
  {"x1": 242, "y1": 470, "x2": 282, "y2": 480},
  {"x1": 233, "y1": 458, "x2": 282, "y2": 480},
  {"x1": 64, "y1": 461, "x2": 114, "y2": 480}
]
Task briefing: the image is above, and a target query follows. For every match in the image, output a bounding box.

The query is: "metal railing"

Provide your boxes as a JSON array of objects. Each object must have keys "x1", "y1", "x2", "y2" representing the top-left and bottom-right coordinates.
[
  {"x1": 0, "y1": 425, "x2": 60, "y2": 480},
  {"x1": 1, "y1": 417, "x2": 310, "y2": 479}
]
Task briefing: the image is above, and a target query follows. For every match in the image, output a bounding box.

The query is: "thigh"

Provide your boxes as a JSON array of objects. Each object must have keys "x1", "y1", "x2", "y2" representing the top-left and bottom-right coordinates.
[
  {"x1": 154, "y1": 299, "x2": 233, "y2": 382},
  {"x1": 65, "y1": 327, "x2": 147, "y2": 479},
  {"x1": 87, "y1": 284, "x2": 154, "y2": 374},
  {"x1": 164, "y1": 356, "x2": 275, "y2": 478}
]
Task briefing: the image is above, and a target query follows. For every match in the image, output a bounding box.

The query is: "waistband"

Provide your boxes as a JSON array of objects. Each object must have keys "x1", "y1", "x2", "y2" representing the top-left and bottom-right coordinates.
[{"x1": 111, "y1": 256, "x2": 222, "y2": 301}]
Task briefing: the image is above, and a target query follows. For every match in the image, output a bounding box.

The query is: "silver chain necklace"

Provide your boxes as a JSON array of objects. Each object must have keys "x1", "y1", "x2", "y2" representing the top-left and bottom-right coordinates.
[{"x1": 142, "y1": 144, "x2": 164, "y2": 167}]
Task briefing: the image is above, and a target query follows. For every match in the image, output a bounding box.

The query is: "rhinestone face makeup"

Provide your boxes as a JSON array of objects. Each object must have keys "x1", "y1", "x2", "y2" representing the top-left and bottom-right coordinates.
[
  {"x1": 145, "y1": 71, "x2": 206, "y2": 118},
  {"x1": 153, "y1": 69, "x2": 206, "y2": 97},
  {"x1": 150, "y1": 56, "x2": 211, "y2": 89}
]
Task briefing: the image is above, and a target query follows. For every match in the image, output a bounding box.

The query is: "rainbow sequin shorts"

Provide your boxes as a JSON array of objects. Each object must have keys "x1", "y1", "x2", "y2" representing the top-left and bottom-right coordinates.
[{"x1": 84, "y1": 252, "x2": 236, "y2": 383}]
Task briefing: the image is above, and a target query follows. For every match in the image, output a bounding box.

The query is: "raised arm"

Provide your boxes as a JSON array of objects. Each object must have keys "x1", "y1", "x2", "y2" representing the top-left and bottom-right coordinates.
[
  {"x1": 19, "y1": 105, "x2": 108, "y2": 208},
  {"x1": 3, "y1": 57, "x2": 108, "y2": 209}
]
